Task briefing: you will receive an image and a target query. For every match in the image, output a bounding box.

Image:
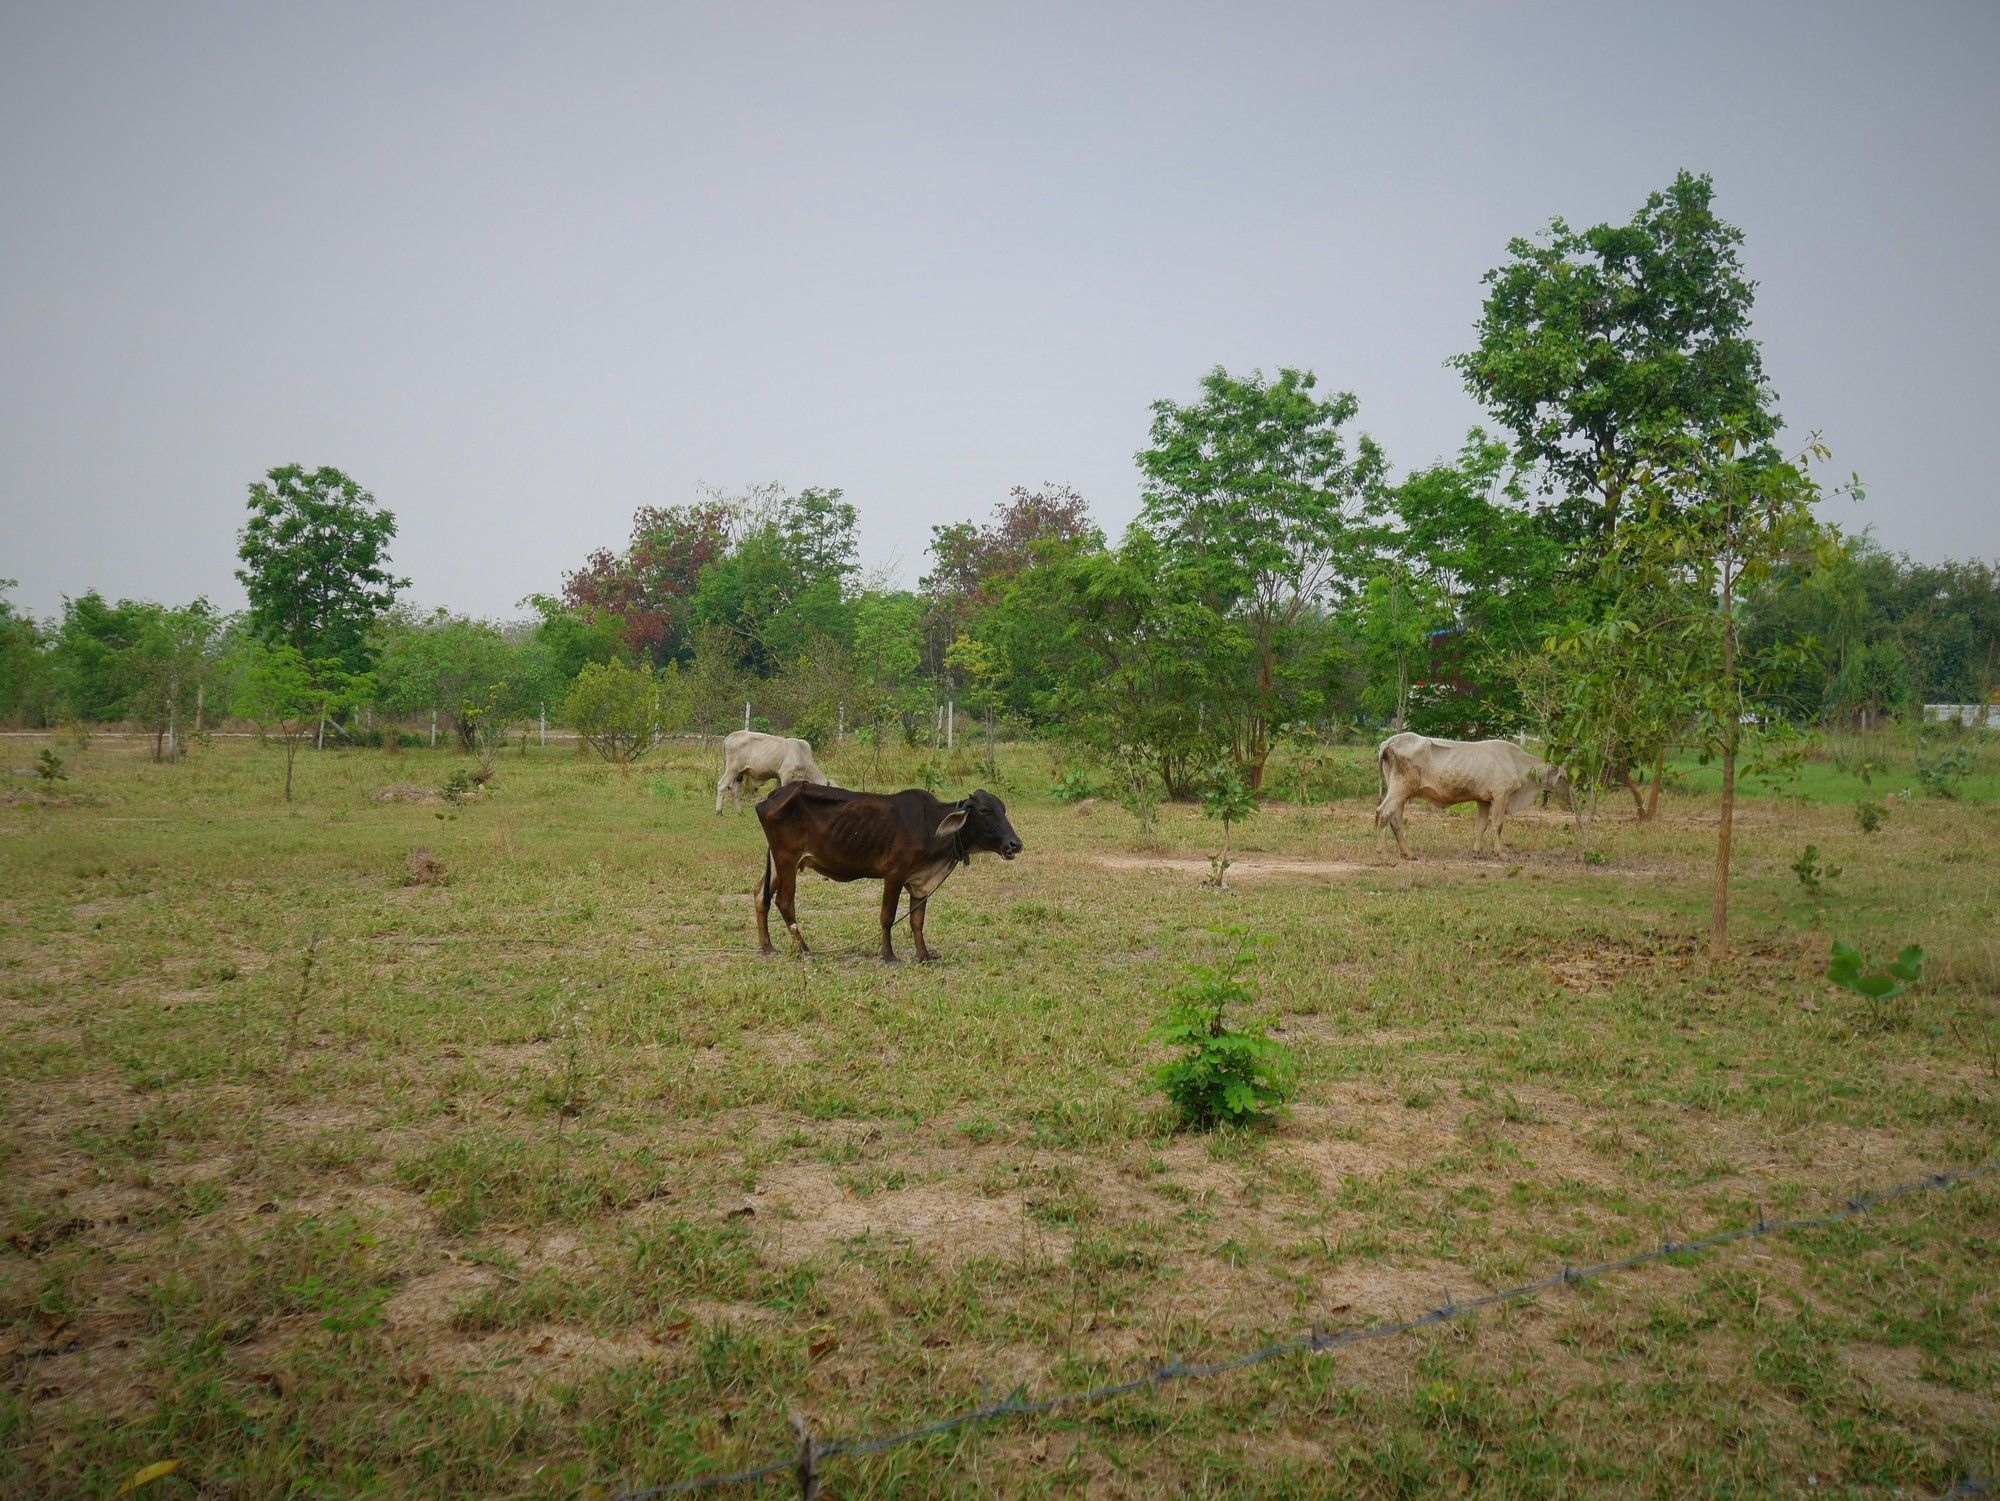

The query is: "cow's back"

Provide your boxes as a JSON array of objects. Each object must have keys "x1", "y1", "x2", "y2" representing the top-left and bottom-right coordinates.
[{"x1": 1382, "y1": 734, "x2": 1540, "y2": 801}]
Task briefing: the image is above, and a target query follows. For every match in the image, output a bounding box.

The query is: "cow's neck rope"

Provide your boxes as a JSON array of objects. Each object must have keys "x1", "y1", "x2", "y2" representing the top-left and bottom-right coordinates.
[{"x1": 891, "y1": 800, "x2": 969, "y2": 930}]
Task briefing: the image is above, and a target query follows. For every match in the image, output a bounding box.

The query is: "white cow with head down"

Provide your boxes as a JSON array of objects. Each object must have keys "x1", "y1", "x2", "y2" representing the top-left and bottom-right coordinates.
[
  {"x1": 714, "y1": 730, "x2": 833, "y2": 813},
  {"x1": 1375, "y1": 731, "x2": 1576, "y2": 858}
]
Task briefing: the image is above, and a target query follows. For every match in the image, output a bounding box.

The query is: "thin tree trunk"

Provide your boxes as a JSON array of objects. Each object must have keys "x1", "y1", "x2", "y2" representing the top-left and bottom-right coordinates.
[
  {"x1": 1709, "y1": 566, "x2": 1737, "y2": 968},
  {"x1": 1643, "y1": 747, "x2": 1665, "y2": 820},
  {"x1": 284, "y1": 740, "x2": 297, "y2": 801}
]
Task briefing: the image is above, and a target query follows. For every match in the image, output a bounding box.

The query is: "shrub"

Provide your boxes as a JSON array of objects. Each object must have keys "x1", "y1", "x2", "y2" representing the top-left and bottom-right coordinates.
[
  {"x1": 1050, "y1": 767, "x2": 1099, "y2": 804},
  {"x1": 439, "y1": 769, "x2": 474, "y2": 805},
  {"x1": 1153, "y1": 931, "x2": 1293, "y2": 1129},
  {"x1": 1914, "y1": 735, "x2": 1972, "y2": 799},
  {"x1": 564, "y1": 660, "x2": 661, "y2": 764},
  {"x1": 1109, "y1": 750, "x2": 1162, "y2": 837},
  {"x1": 1853, "y1": 798, "x2": 1887, "y2": 834},
  {"x1": 35, "y1": 748, "x2": 66, "y2": 782},
  {"x1": 1790, "y1": 843, "x2": 1841, "y2": 899}
]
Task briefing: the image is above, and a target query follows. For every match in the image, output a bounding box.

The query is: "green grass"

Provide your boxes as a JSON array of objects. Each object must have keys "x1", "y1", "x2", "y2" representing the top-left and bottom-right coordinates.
[{"x1": 2, "y1": 731, "x2": 1997, "y2": 1497}]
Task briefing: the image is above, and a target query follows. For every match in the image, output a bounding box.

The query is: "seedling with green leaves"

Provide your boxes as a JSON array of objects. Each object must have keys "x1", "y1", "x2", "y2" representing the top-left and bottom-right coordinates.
[
  {"x1": 1201, "y1": 770, "x2": 1257, "y2": 889},
  {"x1": 1790, "y1": 843, "x2": 1841, "y2": 924},
  {"x1": 1152, "y1": 929, "x2": 1293, "y2": 1129},
  {"x1": 1827, "y1": 940, "x2": 1924, "y2": 1030}
]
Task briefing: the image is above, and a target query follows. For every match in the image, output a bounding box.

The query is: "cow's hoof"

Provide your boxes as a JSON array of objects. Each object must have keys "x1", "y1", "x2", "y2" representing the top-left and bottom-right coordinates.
[{"x1": 916, "y1": 951, "x2": 938, "y2": 964}]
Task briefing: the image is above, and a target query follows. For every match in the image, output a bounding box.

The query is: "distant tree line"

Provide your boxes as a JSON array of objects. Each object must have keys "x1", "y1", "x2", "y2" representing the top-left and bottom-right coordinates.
[{"x1": 2, "y1": 172, "x2": 1993, "y2": 806}]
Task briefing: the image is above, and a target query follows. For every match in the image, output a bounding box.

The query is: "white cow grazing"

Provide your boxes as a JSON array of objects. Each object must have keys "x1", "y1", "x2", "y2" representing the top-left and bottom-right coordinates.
[
  {"x1": 715, "y1": 730, "x2": 833, "y2": 813},
  {"x1": 1375, "y1": 731, "x2": 1575, "y2": 859}
]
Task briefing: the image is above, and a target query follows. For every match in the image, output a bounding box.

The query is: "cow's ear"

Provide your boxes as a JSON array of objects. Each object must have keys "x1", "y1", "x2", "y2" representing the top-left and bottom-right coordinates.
[{"x1": 936, "y1": 807, "x2": 969, "y2": 837}]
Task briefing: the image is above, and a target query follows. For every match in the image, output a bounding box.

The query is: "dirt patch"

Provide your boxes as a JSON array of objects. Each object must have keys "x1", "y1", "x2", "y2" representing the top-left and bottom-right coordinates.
[
  {"x1": 372, "y1": 783, "x2": 444, "y2": 805},
  {"x1": 1090, "y1": 852, "x2": 1379, "y2": 881},
  {"x1": 750, "y1": 1162, "x2": 1061, "y2": 1267}
]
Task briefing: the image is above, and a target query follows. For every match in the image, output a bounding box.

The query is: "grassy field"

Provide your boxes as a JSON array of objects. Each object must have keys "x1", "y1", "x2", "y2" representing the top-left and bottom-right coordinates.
[{"x1": 3, "y1": 731, "x2": 1998, "y2": 1498}]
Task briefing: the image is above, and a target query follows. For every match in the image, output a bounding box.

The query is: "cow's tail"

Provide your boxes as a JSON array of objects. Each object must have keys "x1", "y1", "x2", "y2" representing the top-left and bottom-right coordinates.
[
  {"x1": 1374, "y1": 746, "x2": 1398, "y2": 829},
  {"x1": 758, "y1": 847, "x2": 775, "y2": 920}
]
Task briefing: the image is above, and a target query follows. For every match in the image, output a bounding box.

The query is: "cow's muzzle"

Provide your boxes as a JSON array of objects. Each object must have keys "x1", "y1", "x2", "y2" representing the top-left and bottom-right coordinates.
[{"x1": 1001, "y1": 840, "x2": 1023, "y2": 860}]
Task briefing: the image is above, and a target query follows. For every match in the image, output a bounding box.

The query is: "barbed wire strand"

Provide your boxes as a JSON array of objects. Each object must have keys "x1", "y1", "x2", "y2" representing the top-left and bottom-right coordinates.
[{"x1": 606, "y1": 1161, "x2": 1996, "y2": 1500}]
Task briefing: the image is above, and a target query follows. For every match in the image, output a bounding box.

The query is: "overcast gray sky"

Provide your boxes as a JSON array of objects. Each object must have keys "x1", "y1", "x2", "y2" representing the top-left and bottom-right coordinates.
[{"x1": 3, "y1": 1, "x2": 1995, "y2": 621}]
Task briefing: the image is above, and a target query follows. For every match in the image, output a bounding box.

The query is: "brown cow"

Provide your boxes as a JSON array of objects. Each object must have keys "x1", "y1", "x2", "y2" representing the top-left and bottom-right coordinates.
[{"x1": 754, "y1": 783, "x2": 1023, "y2": 962}]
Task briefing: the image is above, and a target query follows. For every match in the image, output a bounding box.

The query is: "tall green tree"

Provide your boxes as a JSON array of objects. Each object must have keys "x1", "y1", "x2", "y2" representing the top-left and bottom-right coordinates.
[
  {"x1": 372, "y1": 610, "x2": 522, "y2": 749},
  {"x1": 48, "y1": 592, "x2": 154, "y2": 722},
  {"x1": 1355, "y1": 564, "x2": 1452, "y2": 729},
  {"x1": 0, "y1": 582, "x2": 53, "y2": 726},
  {"x1": 229, "y1": 639, "x2": 368, "y2": 800},
  {"x1": 690, "y1": 486, "x2": 858, "y2": 674},
  {"x1": 124, "y1": 600, "x2": 221, "y2": 761},
  {"x1": 1373, "y1": 432, "x2": 1568, "y2": 734},
  {"x1": 1452, "y1": 172, "x2": 1776, "y2": 543},
  {"x1": 1614, "y1": 429, "x2": 1844, "y2": 964},
  {"x1": 851, "y1": 591, "x2": 924, "y2": 755},
  {"x1": 236, "y1": 464, "x2": 407, "y2": 676},
  {"x1": 1137, "y1": 366, "x2": 1386, "y2": 788}
]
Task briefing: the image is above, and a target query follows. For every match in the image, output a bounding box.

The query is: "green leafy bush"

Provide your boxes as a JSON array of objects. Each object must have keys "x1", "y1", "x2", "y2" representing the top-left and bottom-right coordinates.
[
  {"x1": 1914, "y1": 734, "x2": 1971, "y2": 798},
  {"x1": 35, "y1": 748, "x2": 66, "y2": 782},
  {"x1": 1828, "y1": 939, "x2": 1924, "y2": 1030},
  {"x1": 563, "y1": 660, "x2": 662, "y2": 764},
  {"x1": 1153, "y1": 931, "x2": 1293, "y2": 1129},
  {"x1": 1853, "y1": 798, "x2": 1887, "y2": 834},
  {"x1": 1827, "y1": 940, "x2": 1922, "y2": 1000},
  {"x1": 1109, "y1": 751, "x2": 1162, "y2": 837},
  {"x1": 1050, "y1": 767, "x2": 1100, "y2": 803}
]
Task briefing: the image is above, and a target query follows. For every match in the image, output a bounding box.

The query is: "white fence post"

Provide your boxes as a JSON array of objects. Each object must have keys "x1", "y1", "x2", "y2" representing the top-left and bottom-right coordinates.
[
  {"x1": 430, "y1": 709, "x2": 437, "y2": 748},
  {"x1": 744, "y1": 700, "x2": 752, "y2": 731},
  {"x1": 539, "y1": 705, "x2": 547, "y2": 746},
  {"x1": 946, "y1": 699, "x2": 954, "y2": 751}
]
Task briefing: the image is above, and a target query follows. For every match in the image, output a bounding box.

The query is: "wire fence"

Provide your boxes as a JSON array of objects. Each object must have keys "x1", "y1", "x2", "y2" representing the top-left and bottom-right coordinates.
[{"x1": 606, "y1": 1161, "x2": 1997, "y2": 1500}]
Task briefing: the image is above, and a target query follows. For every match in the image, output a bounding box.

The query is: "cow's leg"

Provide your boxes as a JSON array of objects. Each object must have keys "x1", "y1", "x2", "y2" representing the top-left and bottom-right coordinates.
[
  {"x1": 774, "y1": 859, "x2": 807, "y2": 955},
  {"x1": 756, "y1": 852, "x2": 777, "y2": 956},
  {"x1": 878, "y1": 880, "x2": 903, "y2": 964},
  {"x1": 1472, "y1": 801, "x2": 1492, "y2": 855},
  {"x1": 910, "y1": 895, "x2": 935, "y2": 963},
  {"x1": 715, "y1": 768, "x2": 732, "y2": 814},
  {"x1": 1382, "y1": 793, "x2": 1413, "y2": 860},
  {"x1": 1490, "y1": 805, "x2": 1508, "y2": 854}
]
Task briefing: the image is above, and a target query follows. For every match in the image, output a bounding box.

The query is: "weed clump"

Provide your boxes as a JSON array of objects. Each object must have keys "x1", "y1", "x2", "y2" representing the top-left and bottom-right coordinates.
[
  {"x1": 1154, "y1": 930, "x2": 1293, "y2": 1129},
  {"x1": 1853, "y1": 798, "x2": 1886, "y2": 833},
  {"x1": 35, "y1": 748, "x2": 67, "y2": 782},
  {"x1": 1915, "y1": 734, "x2": 1972, "y2": 799},
  {"x1": 405, "y1": 848, "x2": 447, "y2": 886}
]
